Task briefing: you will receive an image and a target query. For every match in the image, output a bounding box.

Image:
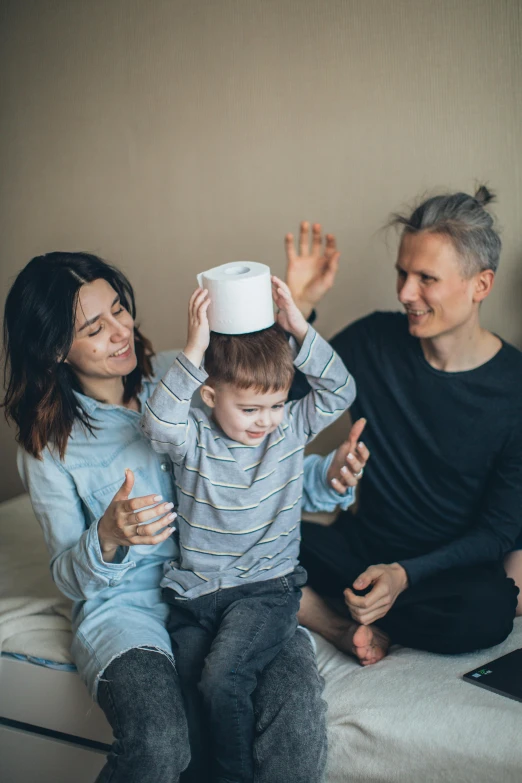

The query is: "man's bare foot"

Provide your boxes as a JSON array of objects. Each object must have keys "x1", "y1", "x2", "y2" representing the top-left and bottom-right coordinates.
[
  {"x1": 332, "y1": 620, "x2": 390, "y2": 666},
  {"x1": 298, "y1": 587, "x2": 390, "y2": 666},
  {"x1": 351, "y1": 624, "x2": 390, "y2": 665}
]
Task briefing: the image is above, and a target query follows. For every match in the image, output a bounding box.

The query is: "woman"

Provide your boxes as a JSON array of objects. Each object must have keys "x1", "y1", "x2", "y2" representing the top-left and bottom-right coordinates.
[{"x1": 3, "y1": 251, "x2": 365, "y2": 783}]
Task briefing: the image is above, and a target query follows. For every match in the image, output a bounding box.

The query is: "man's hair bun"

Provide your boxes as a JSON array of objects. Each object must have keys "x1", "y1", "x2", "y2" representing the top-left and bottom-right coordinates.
[{"x1": 474, "y1": 184, "x2": 496, "y2": 207}]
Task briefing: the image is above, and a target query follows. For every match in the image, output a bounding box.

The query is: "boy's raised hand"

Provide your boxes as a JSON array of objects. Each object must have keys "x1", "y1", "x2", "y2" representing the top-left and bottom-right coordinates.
[
  {"x1": 184, "y1": 287, "x2": 211, "y2": 367},
  {"x1": 271, "y1": 275, "x2": 309, "y2": 344}
]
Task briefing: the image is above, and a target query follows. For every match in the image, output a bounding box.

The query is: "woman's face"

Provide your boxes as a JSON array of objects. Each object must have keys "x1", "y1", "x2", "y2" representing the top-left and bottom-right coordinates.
[{"x1": 66, "y1": 278, "x2": 137, "y2": 384}]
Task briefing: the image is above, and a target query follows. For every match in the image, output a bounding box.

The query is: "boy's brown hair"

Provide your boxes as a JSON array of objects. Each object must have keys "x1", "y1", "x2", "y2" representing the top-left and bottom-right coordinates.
[{"x1": 204, "y1": 323, "x2": 295, "y2": 393}]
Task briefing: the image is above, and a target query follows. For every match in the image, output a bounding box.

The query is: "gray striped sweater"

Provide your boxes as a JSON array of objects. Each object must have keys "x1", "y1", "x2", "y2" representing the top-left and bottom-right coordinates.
[{"x1": 141, "y1": 326, "x2": 355, "y2": 598}]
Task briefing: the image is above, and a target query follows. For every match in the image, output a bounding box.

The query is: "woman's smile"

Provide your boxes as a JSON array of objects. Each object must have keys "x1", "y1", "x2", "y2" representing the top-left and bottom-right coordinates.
[{"x1": 110, "y1": 342, "x2": 132, "y2": 359}]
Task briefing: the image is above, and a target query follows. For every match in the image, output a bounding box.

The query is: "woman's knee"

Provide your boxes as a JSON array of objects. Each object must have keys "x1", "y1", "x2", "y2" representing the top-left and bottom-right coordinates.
[
  {"x1": 130, "y1": 719, "x2": 189, "y2": 760},
  {"x1": 98, "y1": 721, "x2": 190, "y2": 783},
  {"x1": 98, "y1": 649, "x2": 190, "y2": 773}
]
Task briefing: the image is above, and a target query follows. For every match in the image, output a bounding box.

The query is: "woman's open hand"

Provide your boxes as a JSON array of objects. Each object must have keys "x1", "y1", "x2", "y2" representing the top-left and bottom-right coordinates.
[
  {"x1": 97, "y1": 469, "x2": 176, "y2": 562},
  {"x1": 327, "y1": 418, "x2": 370, "y2": 494}
]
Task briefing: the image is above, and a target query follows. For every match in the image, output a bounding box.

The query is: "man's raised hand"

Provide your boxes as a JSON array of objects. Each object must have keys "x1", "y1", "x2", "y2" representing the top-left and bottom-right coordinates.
[{"x1": 285, "y1": 221, "x2": 340, "y2": 318}]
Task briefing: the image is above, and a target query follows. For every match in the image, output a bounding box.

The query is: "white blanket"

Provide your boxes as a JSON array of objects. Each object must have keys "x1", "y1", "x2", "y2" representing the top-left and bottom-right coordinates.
[
  {"x1": 0, "y1": 494, "x2": 74, "y2": 663},
  {"x1": 0, "y1": 596, "x2": 72, "y2": 661}
]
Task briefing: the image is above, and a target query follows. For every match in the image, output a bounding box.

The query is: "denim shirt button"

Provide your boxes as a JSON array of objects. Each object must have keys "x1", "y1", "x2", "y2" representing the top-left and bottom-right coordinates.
[
  {"x1": 160, "y1": 462, "x2": 170, "y2": 472},
  {"x1": 109, "y1": 578, "x2": 118, "y2": 587}
]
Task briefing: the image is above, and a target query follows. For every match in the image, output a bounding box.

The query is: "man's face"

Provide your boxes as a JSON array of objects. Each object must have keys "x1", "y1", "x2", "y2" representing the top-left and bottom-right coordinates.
[{"x1": 396, "y1": 231, "x2": 482, "y2": 340}]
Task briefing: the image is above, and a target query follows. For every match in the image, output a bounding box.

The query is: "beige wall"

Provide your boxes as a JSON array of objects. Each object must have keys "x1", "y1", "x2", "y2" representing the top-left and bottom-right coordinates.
[{"x1": 1, "y1": 0, "x2": 521, "y2": 502}]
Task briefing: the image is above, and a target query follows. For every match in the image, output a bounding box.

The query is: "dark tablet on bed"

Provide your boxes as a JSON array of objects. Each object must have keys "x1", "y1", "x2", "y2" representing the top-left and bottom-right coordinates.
[{"x1": 463, "y1": 648, "x2": 522, "y2": 703}]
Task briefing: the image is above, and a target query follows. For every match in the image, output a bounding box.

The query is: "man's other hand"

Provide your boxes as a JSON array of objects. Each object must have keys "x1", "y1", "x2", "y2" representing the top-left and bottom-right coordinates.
[{"x1": 344, "y1": 563, "x2": 409, "y2": 625}]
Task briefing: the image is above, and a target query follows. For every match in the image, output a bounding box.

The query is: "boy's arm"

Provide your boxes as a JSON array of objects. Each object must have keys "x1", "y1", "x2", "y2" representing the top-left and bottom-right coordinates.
[
  {"x1": 302, "y1": 453, "x2": 355, "y2": 513},
  {"x1": 287, "y1": 325, "x2": 356, "y2": 443},
  {"x1": 141, "y1": 353, "x2": 208, "y2": 464},
  {"x1": 271, "y1": 275, "x2": 355, "y2": 443},
  {"x1": 142, "y1": 286, "x2": 211, "y2": 464}
]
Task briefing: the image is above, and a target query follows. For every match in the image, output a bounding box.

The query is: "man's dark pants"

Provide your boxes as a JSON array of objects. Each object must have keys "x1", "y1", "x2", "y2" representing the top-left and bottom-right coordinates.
[
  {"x1": 300, "y1": 513, "x2": 518, "y2": 654},
  {"x1": 164, "y1": 567, "x2": 308, "y2": 783}
]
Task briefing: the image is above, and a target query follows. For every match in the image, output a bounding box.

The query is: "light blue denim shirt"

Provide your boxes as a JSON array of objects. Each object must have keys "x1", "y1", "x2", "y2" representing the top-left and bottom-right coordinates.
[{"x1": 18, "y1": 351, "x2": 354, "y2": 699}]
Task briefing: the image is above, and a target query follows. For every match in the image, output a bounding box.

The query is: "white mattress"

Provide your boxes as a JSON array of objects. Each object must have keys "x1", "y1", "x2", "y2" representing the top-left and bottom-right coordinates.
[{"x1": 1, "y1": 492, "x2": 522, "y2": 782}]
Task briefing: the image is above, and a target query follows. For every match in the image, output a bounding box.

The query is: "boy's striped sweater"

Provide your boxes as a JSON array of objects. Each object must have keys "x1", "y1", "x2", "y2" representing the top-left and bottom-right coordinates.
[{"x1": 141, "y1": 325, "x2": 355, "y2": 598}]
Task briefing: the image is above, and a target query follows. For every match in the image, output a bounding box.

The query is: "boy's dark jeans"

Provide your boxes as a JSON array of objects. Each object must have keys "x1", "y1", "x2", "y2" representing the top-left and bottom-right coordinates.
[{"x1": 164, "y1": 566, "x2": 308, "y2": 783}]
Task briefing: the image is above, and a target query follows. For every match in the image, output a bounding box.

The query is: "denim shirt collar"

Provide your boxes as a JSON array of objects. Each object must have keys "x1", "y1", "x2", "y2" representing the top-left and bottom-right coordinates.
[{"x1": 74, "y1": 380, "x2": 152, "y2": 416}]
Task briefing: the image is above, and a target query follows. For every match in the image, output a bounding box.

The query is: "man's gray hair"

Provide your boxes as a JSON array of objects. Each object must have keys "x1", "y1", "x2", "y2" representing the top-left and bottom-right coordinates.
[{"x1": 390, "y1": 185, "x2": 501, "y2": 276}]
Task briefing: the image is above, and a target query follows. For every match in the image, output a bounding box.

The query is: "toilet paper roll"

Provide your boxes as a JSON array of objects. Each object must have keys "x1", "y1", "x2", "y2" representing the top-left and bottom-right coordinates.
[{"x1": 197, "y1": 261, "x2": 275, "y2": 335}]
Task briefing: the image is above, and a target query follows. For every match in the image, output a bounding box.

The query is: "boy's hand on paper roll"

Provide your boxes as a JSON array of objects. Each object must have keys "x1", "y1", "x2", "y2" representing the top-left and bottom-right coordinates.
[
  {"x1": 271, "y1": 276, "x2": 309, "y2": 344},
  {"x1": 184, "y1": 287, "x2": 211, "y2": 367},
  {"x1": 284, "y1": 221, "x2": 340, "y2": 319}
]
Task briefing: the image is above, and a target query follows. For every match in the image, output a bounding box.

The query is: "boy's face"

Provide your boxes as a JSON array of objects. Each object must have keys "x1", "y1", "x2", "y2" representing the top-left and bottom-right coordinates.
[{"x1": 202, "y1": 383, "x2": 289, "y2": 445}]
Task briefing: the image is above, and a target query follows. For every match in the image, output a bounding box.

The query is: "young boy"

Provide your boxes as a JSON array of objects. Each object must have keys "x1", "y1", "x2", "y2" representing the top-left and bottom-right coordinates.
[{"x1": 141, "y1": 276, "x2": 355, "y2": 783}]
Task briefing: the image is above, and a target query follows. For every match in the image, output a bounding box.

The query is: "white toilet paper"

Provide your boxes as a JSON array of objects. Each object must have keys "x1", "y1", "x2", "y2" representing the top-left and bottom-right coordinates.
[{"x1": 197, "y1": 261, "x2": 275, "y2": 335}]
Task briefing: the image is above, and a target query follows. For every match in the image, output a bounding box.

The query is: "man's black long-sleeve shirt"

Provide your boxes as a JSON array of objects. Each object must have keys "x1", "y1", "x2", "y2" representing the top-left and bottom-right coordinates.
[{"x1": 320, "y1": 312, "x2": 522, "y2": 586}]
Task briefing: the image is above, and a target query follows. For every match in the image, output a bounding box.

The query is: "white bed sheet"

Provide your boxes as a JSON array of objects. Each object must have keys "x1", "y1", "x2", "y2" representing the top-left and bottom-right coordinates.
[{"x1": 315, "y1": 623, "x2": 522, "y2": 783}]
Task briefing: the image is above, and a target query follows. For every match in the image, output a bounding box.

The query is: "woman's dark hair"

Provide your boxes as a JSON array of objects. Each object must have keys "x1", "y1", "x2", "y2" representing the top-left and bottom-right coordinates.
[
  {"x1": 2, "y1": 252, "x2": 154, "y2": 459},
  {"x1": 389, "y1": 184, "x2": 501, "y2": 276}
]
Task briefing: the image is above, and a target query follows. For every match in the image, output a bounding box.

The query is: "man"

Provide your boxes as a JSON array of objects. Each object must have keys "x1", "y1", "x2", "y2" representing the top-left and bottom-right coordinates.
[{"x1": 287, "y1": 186, "x2": 522, "y2": 665}]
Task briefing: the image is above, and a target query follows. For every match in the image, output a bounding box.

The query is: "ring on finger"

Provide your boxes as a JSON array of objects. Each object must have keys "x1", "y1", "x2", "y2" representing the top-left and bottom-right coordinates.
[{"x1": 353, "y1": 468, "x2": 364, "y2": 480}]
